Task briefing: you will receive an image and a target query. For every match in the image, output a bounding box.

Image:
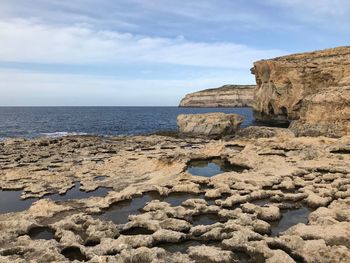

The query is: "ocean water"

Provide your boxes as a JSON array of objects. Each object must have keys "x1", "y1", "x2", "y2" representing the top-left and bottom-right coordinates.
[{"x1": 0, "y1": 107, "x2": 253, "y2": 139}]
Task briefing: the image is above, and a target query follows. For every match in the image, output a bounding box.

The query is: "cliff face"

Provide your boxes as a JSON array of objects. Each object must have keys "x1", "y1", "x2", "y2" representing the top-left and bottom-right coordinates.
[
  {"x1": 252, "y1": 46, "x2": 350, "y2": 137},
  {"x1": 179, "y1": 85, "x2": 255, "y2": 108}
]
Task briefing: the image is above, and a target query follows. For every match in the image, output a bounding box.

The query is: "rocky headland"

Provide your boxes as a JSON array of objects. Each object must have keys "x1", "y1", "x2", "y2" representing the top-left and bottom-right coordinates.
[
  {"x1": 179, "y1": 85, "x2": 255, "y2": 108},
  {"x1": 1, "y1": 46, "x2": 350, "y2": 263},
  {"x1": 252, "y1": 46, "x2": 350, "y2": 137}
]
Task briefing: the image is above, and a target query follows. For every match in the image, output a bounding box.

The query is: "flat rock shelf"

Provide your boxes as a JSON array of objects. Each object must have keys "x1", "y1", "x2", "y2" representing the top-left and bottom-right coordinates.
[{"x1": 0, "y1": 133, "x2": 349, "y2": 263}]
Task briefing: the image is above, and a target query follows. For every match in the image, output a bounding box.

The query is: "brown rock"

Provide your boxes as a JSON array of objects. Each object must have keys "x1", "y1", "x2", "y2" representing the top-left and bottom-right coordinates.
[
  {"x1": 177, "y1": 113, "x2": 244, "y2": 138},
  {"x1": 187, "y1": 245, "x2": 235, "y2": 263},
  {"x1": 252, "y1": 46, "x2": 350, "y2": 137}
]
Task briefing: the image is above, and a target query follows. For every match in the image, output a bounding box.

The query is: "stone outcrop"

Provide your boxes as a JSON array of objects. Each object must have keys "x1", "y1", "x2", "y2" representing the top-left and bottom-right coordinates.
[
  {"x1": 177, "y1": 113, "x2": 244, "y2": 137},
  {"x1": 179, "y1": 85, "x2": 255, "y2": 107},
  {"x1": 252, "y1": 46, "x2": 350, "y2": 137}
]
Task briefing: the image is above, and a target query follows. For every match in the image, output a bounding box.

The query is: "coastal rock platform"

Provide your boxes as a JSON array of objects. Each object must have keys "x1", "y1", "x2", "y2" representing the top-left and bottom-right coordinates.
[{"x1": 0, "y1": 130, "x2": 349, "y2": 262}]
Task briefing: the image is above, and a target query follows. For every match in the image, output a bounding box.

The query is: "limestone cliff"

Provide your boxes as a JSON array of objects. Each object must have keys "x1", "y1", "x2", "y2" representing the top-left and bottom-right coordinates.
[
  {"x1": 179, "y1": 85, "x2": 255, "y2": 108},
  {"x1": 252, "y1": 46, "x2": 350, "y2": 137}
]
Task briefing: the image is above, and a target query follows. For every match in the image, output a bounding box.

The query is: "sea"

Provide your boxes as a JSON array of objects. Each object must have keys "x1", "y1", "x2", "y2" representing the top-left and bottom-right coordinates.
[{"x1": 0, "y1": 107, "x2": 254, "y2": 140}]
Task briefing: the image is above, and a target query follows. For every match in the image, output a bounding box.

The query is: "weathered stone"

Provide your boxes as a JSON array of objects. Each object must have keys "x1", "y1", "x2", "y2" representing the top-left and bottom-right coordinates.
[
  {"x1": 177, "y1": 113, "x2": 244, "y2": 137},
  {"x1": 237, "y1": 126, "x2": 294, "y2": 139},
  {"x1": 0, "y1": 131, "x2": 350, "y2": 262},
  {"x1": 152, "y1": 229, "x2": 186, "y2": 243},
  {"x1": 252, "y1": 46, "x2": 350, "y2": 137},
  {"x1": 289, "y1": 86, "x2": 350, "y2": 137},
  {"x1": 187, "y1": 245, "x2": 236, "y2": 263}
]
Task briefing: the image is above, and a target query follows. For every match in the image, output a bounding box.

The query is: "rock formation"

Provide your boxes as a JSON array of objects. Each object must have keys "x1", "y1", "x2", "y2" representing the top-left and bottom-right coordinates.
[
  {"x1": 2, "y1": 46, "x2": 350, "y2": 263},
  {"x1": 252, "y1": 46, "x2": 350, "y2": 137},
  {"x1": 179, "y1": 85, "x2": 255, "y2": 108},
  {"x1": 1, "y1": 131, "x2": 350, "y2": 262},
  {"x1": 177, "y1": 113, "x2": 244, "y2": 137}
]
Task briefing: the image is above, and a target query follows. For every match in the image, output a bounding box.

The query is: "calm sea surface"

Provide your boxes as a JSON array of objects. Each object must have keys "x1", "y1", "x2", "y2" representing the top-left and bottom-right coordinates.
[{"x1": 0, "y1": 107, "x2": 253, "y2": 139}]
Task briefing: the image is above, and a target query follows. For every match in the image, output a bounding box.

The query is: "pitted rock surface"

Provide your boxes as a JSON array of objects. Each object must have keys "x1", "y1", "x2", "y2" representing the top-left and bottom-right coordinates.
[{"x1": 0, "y1": 130, "x2": 349, "y2": 262}]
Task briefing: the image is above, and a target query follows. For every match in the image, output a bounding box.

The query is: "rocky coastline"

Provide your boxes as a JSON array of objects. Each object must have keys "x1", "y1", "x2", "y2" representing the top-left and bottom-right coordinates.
[
  {"x1": 1, "y1": 46, "x2": 350, "y2": 263},
  {"x1": 179, "y1": 85, "x2": 255, "y2": 108},
  {"x1": 1, "y1": 131, "x2": 349, "y2": 263},
  {"x1": 252, "y1": 46, "x2": 350, "y2": 137}
]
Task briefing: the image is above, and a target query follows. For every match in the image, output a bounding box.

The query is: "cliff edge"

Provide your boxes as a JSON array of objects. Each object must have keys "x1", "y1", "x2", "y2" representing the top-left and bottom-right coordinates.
[
  {"x1": 252, "y1": 46, "x2": 350, "y2": 137},
  {"x1": 179, "y1": 85, "x2": 255, "y2": 108}
]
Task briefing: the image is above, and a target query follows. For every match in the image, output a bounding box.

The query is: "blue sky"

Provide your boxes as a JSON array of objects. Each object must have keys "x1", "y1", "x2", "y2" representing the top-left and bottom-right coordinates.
[{"x1": 0, "y1": 0, "x2": 349, "y2": 106}]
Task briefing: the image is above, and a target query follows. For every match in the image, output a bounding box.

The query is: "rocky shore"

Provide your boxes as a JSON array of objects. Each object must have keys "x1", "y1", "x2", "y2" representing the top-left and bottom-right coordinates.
[
  {"x1": 179, "y1": 85, "x2": 255, "y2": 108},
  {"x1": 1, "y1": 46, "x2": 350, "y2": 263},
  {"x1": 0, "y1": 130, "x2": 350, "y2": 263}
]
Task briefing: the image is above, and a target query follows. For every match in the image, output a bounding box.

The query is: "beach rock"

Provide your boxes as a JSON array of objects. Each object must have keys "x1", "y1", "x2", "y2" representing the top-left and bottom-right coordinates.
[
  {"x1": 119, "y1": 247, "x2": 193, "y2": 263},
  {"x1": 252, "y1": 46, "x2": 350, "y2": 137},
  {"x1": 305, "y1": 192, "x2": 332, "y2": 208},
  {"x1": 152, "y1": 229, "x2": 186, "y2": 243},
  {"x1": 284, "y1": 222, "x2": 350, "y2": 248},
  {"x1": 187, "y1": 245, "x2": 235, "y2": 263},
  {"x1": 274, "y1": 235, "x2": 350, "y2": 262},
  {"x1": 241, "y1": 203, "x2": 281, "y2": 221},
  {"x1": 179, "y1": 84, "x2": 255, "y2": 108},
  {"x1": 177, "y1": 113, "x2": 244, "y2": 137},
  {"x1": 237, "y1": 126, "x2": 294, "y2": 139},
  {"x1": 266, "y1": 249, "x2": 296, "y2": 263}
]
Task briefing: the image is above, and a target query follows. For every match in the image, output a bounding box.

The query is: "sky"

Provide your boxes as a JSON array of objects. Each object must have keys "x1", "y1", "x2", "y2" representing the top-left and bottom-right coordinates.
[{"x1": 0, "y1": 0, "x2": 349, "y2": 106}]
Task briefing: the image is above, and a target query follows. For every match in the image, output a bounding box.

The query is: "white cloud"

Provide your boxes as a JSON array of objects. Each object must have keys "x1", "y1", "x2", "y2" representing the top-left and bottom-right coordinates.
[
  {"x1": 0, "y1": 18, "x2": 283, "y2": 68},
  {"x1": 0, "y1": 0, "x2": 266, "y2": 28}
]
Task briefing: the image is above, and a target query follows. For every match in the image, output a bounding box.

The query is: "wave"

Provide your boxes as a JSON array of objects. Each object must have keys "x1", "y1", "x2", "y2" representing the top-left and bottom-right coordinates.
[{"x1": 40, "y1": 132, "x2": 88, "y2": 138}]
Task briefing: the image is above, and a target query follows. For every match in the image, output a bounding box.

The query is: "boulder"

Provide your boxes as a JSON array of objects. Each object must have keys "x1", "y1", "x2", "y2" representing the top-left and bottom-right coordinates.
[
  {"x1": 187, "y1": 245, "x2": 235, "y2": 263},
  {"x1": 179, "y1": 84, "x2": 255, "y2": 108},
  {"x1": 177, "y1": 113, "x2": 244, "y2": 138},
  {"x1": 251, "y1": 46, "x2": 350, "y2": 137}
]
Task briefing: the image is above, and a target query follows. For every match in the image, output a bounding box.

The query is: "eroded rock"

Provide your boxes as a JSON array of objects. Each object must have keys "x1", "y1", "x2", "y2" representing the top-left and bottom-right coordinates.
[
  {"x1": 179, "y1": 84, "x2": 255, "y2": 108},
  {"x1": 177, "y1": 113, "x2": 244, "y2": 138},
  {"x1": 252, "y1": 46, "x2": 350, "y2": 137},
  {"x1": 0, "y1": 132, "x2": 349, "y2": 262}
]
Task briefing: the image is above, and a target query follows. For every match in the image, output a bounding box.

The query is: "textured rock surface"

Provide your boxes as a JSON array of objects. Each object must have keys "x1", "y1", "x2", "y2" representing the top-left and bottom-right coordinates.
[
  {"x1": 177, "y1": 113, "x2": 244, "y2": 137},
  {"x1": 0, "y1": 131, "x2": 350, "y2": 262},
  {"x1": 179, "y1": 85, "x2": 255, "y2": 108},
  {"x1": 252, "y1": 46, "x2": 350, "y2": 137}
]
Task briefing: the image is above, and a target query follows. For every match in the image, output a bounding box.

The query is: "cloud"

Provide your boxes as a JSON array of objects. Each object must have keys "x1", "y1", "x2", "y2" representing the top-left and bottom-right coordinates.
[
  {"x1": 0, "y1": 0, "x2": 265, "y2": 27},
  {"x1": 0, "y1": 18, "x2": 283, "y2": 68}
]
